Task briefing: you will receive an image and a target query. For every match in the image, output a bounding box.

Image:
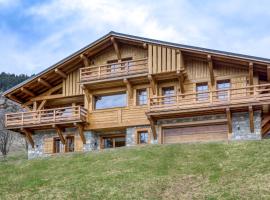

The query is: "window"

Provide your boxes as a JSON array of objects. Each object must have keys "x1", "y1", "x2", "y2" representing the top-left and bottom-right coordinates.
[
  {"x1": 162, "y1": 86, "x2": 175, "y2": 104},
  {"x1": 53, "y1": 138, "x2": 61, "y2": 153},
  {"x1": 94, "y1": 93, "x2": 127, "y2": 109},
  {"x1": 102, "y1": 135, "x2": 126, "y2": 149},
  {"x1": 107, "y1": 59, "x2": 118, "y2": 72},
  {"x1": 65, "y1": 136, "x2": 74, "y2": 152},
  {"x1": 196, "y1": 83, "x2": 209, "y2": 101},
  {"x1": 136, "y1": 89, "x2": 147, "y2": 105},
  {"x1": 217, "y1": 80, "x2": 230, "y2": 100},
  {"x1": 137, "y1": 131, "x2": 149, "y2": 144}
]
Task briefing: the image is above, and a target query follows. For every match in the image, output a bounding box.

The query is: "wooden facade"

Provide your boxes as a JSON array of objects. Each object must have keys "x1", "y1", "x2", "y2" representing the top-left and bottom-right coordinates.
[{"x1": 3, "y1": 32, "x2": 270, "y2": 155}]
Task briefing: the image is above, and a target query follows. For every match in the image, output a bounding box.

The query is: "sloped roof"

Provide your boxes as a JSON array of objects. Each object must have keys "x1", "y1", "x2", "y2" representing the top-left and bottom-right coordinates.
[{"x1": 3, "y1": 31, "x2": 270, "y2": 100}]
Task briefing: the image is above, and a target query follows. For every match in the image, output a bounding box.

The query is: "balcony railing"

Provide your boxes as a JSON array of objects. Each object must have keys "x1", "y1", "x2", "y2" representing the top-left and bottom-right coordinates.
[
  {"x1": 5, "y1": 106, "x2": 87, "y2": 128},
  {"x1": 149, "y1": 83, "x2": 270, "y2": 112},
  {"x1": 80, "y1": 58, "x2": 148, "y2": 83}
]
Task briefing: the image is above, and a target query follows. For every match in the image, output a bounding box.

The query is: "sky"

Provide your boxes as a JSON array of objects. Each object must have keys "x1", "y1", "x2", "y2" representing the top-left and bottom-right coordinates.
[{"x1": 1, "y1": 0, "x2": 270, "y2": 75}]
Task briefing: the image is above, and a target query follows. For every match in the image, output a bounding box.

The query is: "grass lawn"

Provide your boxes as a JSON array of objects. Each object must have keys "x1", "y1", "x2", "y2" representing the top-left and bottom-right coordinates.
[{"x1": 1, "y1": 140, "x2": 270, "y2": 199}]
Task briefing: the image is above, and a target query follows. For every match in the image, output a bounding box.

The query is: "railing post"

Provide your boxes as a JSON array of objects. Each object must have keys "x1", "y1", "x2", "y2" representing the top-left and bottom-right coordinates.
[
  {"x1": 228, "y1": 89, "x2": 231, "y2": 103},
  {"x1": 53, "y1": 109, "x2": 56, "y2": 123},
  {"x1": 78, "y1": 106, "x2": 81, "y2": 120},
  {"x1": 21, "y1": 113, "x2": 24, "y2": 126},
  {"x1": 98, "y1": 66, "x2": 101, "y2": 79},
  {"x1": 210, "y1": 91, "x2": 213, "y2": 104}
]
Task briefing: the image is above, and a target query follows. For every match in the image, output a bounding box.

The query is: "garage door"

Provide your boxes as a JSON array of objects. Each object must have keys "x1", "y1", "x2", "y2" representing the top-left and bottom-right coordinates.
[{"x1": 163, "y1": 124, "x2": 228, "y2": 144}]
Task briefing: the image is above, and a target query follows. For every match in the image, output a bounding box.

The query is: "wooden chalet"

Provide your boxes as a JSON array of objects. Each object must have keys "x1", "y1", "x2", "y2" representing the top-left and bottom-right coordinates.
[{"x1": 3, "y1": 31, "x2": 270, "y2": 158}]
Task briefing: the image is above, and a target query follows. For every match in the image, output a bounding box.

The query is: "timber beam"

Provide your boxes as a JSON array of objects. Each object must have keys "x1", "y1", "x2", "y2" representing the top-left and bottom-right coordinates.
[
  {"x1": 176, "y1": 70, "x2": 186, "y2": 94},
  {"x1": 55, "y1": 125, "x2": 66, "y2": 145},
  {"x1": 147, "y1": 116, "x2": 157, "y2": 139},
  {"x1": 55, "y1": 68, "x2": 67, "y2": 79},
  {"x1": 80, "y1": 54, "x2": 90, "y2": 67},
  {"x1": 21, "y1": 87, "x2": 35, "y2": 97},
  {"x1": 37, "y1": 100, "x2": 47, "y2": 110},
  {"x1": 21, "y1": 128, "x2": 34, "y2": 148},
  {"x1": 124, "y1": 78, "x2": 133, "y2": 98},
  {"x1": 143, "y1": 43, "x2": 147, "y2": 49},
  {"x1": 38, "y1": 78, "x2": 52, "y2": 88},
  {"x1": 226, "y1": 108, "x2": 232, "y2": 134},
  {"x1": 75, "y1": 123, "x2": 86, "y2": 144},
  {"x1": 148, "y1": 75, "x2": 157, "y2": 95},
  {"x1": 249, "y1": 106, "x2": 254, "y2": 133},
  {"x1": 111, "y1": 37, "x2": 121, "y2": 61},
  {"x1": 207, "y1": 55, "x2": 215, "y2": 86}
]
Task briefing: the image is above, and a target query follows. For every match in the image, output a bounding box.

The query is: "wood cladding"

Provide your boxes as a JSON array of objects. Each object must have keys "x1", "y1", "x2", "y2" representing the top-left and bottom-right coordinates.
[
  {"x1": 63, "y1": 69, "x2": 83, "y2": 96},
  {"x1": 148, "y1": 44, "x2": 183, "y2": 74}
]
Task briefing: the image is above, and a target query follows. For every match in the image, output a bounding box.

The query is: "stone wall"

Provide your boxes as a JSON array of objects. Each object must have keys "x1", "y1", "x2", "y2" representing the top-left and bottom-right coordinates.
[
  {"x1": 126, "y1": 125, "x2": 157, "y2": 146},
  {"x1": 231, "y1": 111, "x2": 261, "y2": 140}
]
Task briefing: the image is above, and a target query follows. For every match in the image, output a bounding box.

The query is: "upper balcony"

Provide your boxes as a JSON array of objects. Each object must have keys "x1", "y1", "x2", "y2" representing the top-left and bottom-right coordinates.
[
  {"x1": 5, "y1": 106, "x2": 87, "y2": 130},
  {"x1": 80, "y1": 58, "x2": 148, "y2": 84},
  {"x1": 148, "y1": 83, "x2": 270, "y2": 116}
]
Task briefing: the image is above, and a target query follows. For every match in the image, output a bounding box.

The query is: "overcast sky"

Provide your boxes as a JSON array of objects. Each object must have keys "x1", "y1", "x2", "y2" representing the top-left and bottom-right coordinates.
[{"x1": 1, "y1": 0, "x2": 270, "y2": 75}]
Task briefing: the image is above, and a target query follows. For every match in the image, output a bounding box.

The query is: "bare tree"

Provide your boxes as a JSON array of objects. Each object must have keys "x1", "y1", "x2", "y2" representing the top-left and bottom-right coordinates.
[{"x1": 0, "y1": 96, "x2": 19, "y2": 157}]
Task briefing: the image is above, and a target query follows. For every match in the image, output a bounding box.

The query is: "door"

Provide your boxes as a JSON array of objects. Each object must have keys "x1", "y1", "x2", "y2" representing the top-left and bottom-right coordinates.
[
  {"x1": 163, "y1": 124, "x2": 228, "y2": 144},
  {"x1": 65, "y1": 136, "x2": 75, "y2": 152}
]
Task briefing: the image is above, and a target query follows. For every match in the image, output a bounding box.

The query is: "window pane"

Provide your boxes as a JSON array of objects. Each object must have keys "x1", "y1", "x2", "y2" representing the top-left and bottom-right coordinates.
[
  {"x1": 196, "y1": 83, "x2": 209, "y2": 101},
  {"x1": 217, "y1": 80, "x2": 230, "y2": 100},
  {"x1": 95, "y1": 93, "x2": 126, "y2": 109},
  {"x1": 137, "y1": 89, "x2": 147, "y2": 105},
  {"x1": 162, "y1": 87, "x2": 175, "y2": 104},
  {"x1": 139, "y1": 131, "x2": 148, "y2": 144},
  {"x1": 54, "y1": 138, "x2": 61, "y2": 153}
]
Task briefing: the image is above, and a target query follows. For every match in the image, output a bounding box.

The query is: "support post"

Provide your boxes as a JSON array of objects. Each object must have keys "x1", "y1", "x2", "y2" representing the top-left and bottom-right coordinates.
[
  {"x1": 124, "y1": 78, "x2": 133, "y2": 98},
  {"x1": 226, "y1": 108, "x2": 232, "y2": 136},
  {"x1": 21, "y1": 128, "x2": 34, "y2": 148},
  {"x1": 55, "y1": 126, "x2": 66, "y2": 145},
  {"x1": 147, "y1": 116, "x2": 157, "y2": 139},
  {"x1": 207, "y1": 55, "x2": 215, "y2": 87},
  {"x1": 148, "y1": 74, "x2": 157, "y2": 95},
  {"x1": 76, "y1": 123, "x2": 86, "y2": 144}
]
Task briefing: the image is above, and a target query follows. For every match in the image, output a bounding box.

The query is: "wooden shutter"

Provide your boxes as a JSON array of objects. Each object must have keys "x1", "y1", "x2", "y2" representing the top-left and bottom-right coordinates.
[{"x1": 44, "y1": 137, "x2": 53, "y2": 154}]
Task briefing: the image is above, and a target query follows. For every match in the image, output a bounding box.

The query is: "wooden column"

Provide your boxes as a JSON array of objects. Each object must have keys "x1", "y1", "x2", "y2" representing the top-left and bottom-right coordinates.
[
  {"x1": 207, "y1": 55, "x2": 215, "y2": 87},
  {"x1": 124, "y1": 78, "x2": 133, "y2": 98},
  {"x1": 249, "y1": 62, "x2": 254, "y2": 86},
  {"x1": 76, "y1": 123, "x2": 86, "y2": 144},
  {"x1": 147, "y1": 116, "x2": 157, "y2": 139},
  {"x1": 148, "y1": 75, "x2": 157, "y2": 95},
  {"x1": 249, "y1": 106, "x2": 254, "y2": 133}
]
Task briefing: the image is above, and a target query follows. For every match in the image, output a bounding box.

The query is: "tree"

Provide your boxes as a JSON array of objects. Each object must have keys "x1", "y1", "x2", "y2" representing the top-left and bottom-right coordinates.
[{"x1": 0, "y1": 96, "x2": 19, "y2": 157}]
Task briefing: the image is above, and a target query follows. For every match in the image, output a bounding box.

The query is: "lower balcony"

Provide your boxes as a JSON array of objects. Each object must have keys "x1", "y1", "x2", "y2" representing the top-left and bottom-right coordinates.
[
  {"x1": 5, "y1": 106, "x2": 88, "y2": 130},
  {"x1": 148, "y1": 83, "x2": 270, "y2": 117}
]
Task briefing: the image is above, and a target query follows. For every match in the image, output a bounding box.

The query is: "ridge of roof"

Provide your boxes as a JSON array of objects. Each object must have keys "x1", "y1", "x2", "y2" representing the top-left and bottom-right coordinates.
[{"x1": 3, "y1": 31, "x2": 270, "y2": 97}]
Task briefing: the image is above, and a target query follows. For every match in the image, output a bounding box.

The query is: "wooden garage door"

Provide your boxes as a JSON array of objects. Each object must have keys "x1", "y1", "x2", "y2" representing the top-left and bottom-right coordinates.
[{"x1": 163, "y1": 124, "x2": 228, "y2": 144}]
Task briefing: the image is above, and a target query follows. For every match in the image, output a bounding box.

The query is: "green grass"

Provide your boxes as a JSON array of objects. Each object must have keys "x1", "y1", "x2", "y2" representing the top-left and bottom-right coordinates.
[{"x1": 1, "y1": 140, "x2": 270, "y2": 200}]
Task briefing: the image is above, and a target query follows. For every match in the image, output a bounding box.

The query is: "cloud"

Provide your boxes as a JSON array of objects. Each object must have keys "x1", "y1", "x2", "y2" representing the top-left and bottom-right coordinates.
[{"x1": 1, "y1": 0, "x2": 270, "y2": 75}]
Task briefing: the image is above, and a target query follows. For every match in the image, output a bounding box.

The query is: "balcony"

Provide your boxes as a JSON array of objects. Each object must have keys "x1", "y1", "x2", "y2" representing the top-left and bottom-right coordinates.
[
  {"x1": 148, "y1": 83, "x2": 270, "y2": 114},
  {"x1": 5, "y1": 106, "x2": 87, "y2": 129},
  {"x1": 80, "y1": 58, "x2": 148, "y2": 83}
]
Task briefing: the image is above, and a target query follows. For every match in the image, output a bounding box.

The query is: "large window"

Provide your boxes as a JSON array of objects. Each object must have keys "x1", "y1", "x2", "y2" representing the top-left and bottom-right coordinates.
[
  {"x1": 196, "y1": 83, "x2": 209, "y2": 101},
  {"x1": 217, "y1": 80, "x2": 231, "y2": 100},
  {"x1": 102, "y1": 135, "x2": 126, "y2": 149},
  {"x1": 162, "y1": 86, "x2": 175, "y2": 104},
  {"x1": 136, "y1": 89, "x2": 147, "y2": 105},
  {"x1": 94, "y1": 93, "x2": 127, "y2": 109}
]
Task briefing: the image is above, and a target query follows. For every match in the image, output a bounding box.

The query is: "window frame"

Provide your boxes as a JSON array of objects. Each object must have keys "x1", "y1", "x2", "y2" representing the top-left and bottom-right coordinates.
[
  {"x1": 136, "y1": 128, "x2": 151, "y2": 144},
  {"x1": 65, "y1": 135, "x2": 75, "y2": 153},
  {"x1": 94, "y1": 92, "x2": 127, "y2": 110},
  {"x1": 161, "y1": 86, "x2": 175, "y2": 105},
  {"x1": 136, "y1": 88, "x2": 148, "y2": 106},
  {"x1": 196, "y1": 82, "x2": 209, "y2": 101},
  {"x1": 53, "y1": 137, "x2": 61, "y2": 154},
  {"x1": 216, "y1": 79, "x2": 231, "y2": 101}
]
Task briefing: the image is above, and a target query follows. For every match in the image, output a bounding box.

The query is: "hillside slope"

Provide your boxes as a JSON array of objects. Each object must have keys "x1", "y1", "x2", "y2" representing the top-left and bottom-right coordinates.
[{"x1": 1, "y1": 141, "x2": 270, "y2": 200}]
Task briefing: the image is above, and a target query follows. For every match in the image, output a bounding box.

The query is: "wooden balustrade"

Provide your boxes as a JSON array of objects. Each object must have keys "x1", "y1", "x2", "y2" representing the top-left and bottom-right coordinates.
[
  {"x1": 149, "y1": 83, "x2": 270, "y2": 111},
  {"x1": 5, "y1": 106, "x2": 87, "y2": 128},
  {"x1": 80, "y1": 58, "x2": 148, "y2": 82}
]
